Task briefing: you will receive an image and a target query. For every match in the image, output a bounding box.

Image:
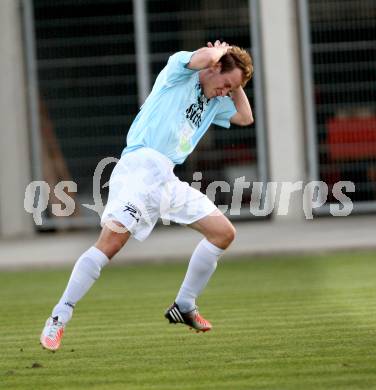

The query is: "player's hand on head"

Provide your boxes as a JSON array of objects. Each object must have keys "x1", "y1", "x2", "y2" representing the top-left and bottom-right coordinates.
[
  {"x1": 208, "y1": 40, "x2": 232, "y2": 55},
  {"x1": 215, "y1": 40, "x2": 225, "y2": 47}
]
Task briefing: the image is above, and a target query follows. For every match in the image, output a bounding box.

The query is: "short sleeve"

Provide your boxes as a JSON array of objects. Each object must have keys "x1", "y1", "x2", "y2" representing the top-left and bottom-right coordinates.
[
  {"x1": 212, "y1": 97, "x2": 237, "y2": 128},
  {"x1": 164, "y1": 51, "x2": 197, "y2": 85}
]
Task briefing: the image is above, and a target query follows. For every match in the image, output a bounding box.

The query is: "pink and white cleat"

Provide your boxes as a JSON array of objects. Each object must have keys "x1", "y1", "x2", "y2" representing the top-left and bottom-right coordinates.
[
  {"x1": 164, "y1": 303, "x2": 212, "y2": 332},
  {"x1": 40, "y1": 316, "x2": 65, "y2": 351}
]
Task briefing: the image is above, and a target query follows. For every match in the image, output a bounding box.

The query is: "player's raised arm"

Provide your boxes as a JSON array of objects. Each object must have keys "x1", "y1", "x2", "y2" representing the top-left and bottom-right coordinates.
[
  {"x1": 230, "y1": 86, "x2": 254, "y2": 126},
  {"x1": 187, "y1": 40, "x2": 232, "y2": 70}
]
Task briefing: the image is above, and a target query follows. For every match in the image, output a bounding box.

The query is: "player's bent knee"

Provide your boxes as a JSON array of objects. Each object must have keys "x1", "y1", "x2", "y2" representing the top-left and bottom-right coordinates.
[
  {"x1": 222, "y1": 224, "x2": 236, "y2": 248},
  {"x1": 95, "y1": 236, "x2": 126, "y2": 260},
  {"x1": 95, "y1": 222, "x2": 131, "y2": 259},
  {"x1": 209, "y1": 223, "x2": 236, "y2": 250},
  {"x1": 109, "y1": 238, "x2": 125, "y2": 256}
]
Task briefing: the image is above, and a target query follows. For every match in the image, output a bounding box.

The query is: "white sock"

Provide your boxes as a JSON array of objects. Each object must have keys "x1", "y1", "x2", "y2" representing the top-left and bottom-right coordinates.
[
  {"x1": 175, "y1": 239, "x2": 224, "y2": 313},
  {"x1": 51, "y1": 246, "x2": 109, "y2": 324}
]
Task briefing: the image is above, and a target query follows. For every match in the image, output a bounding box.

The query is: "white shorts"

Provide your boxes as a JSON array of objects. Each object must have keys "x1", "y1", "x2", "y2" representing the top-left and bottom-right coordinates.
[{"x1": 101, "y1": 147, "x2": 217, "y2": 241}]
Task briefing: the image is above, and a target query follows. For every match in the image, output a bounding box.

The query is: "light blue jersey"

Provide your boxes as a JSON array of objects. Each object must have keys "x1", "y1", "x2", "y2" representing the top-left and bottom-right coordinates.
[{"x1": 122, "y1": 51, "x2": 237, "y2": 165}]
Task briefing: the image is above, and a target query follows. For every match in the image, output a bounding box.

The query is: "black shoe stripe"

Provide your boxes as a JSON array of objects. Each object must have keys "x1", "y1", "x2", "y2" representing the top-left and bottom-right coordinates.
[
  {"x1": 172, "y1": 307, "x2": 184, "y2": 323},
  {"x1": 169, "y1": 310, "x2": 179, "y2": 323}
]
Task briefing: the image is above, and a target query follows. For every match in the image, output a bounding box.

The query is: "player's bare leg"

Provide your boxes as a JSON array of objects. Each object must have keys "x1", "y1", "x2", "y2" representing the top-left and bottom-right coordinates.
[
  {"x1": 188, "y1": 209, "x2": 236, "y2": 250},
  {"x1": 40, "y1": 221, "x2": 130, "y2": 351},
  {"x1": 95, "y1": 221, "x2": 131, "y2": 259},
  {"x1": 165, "y1": 210, "x2": 235, "y2": 332}
]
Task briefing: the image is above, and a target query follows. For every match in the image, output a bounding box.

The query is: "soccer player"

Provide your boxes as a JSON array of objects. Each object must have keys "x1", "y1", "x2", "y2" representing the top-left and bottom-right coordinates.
[{"x1": 40, "y1": 40, "x2": 254, "y2": 351}]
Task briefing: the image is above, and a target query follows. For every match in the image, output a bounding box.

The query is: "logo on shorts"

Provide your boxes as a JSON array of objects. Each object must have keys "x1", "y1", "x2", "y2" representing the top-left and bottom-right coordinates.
[{"x1": 123, "y1": 202, "x2": 142, "y2": 223}]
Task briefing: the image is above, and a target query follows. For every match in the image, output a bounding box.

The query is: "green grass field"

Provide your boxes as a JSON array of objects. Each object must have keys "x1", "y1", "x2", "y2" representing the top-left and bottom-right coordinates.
[{"x1": 1, "y1": 252, "x2": 376, "y2": 389}]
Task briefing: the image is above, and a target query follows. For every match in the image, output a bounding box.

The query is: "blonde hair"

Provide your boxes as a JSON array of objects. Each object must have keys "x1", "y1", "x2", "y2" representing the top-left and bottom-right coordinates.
[{"x1": 219, "y1": 46, "x2": 254, "y2": 87}]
